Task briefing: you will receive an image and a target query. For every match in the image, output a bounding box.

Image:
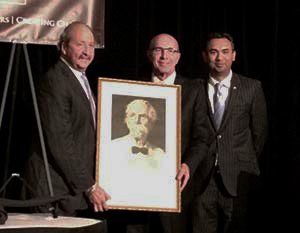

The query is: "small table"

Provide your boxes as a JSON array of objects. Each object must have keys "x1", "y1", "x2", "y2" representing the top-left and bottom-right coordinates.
[{"x1": 0, "y1": 213, "x2": 106, "y2": 233}]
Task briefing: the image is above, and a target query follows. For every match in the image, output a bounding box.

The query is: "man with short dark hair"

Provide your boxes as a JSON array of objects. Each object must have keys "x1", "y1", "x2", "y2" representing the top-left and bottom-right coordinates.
[{"x1": 191, "y1": 32, "x2": 268, "y2": 233}]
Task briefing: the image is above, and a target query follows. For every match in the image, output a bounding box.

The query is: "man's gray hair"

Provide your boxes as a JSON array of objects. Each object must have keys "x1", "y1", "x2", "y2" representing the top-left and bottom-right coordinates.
[
  {"x1": 57, "y1": 21, "x2": 95, "y2": 51},
  {"x1": 126, "y1": 99, "x2": 157, "y2": 123}
]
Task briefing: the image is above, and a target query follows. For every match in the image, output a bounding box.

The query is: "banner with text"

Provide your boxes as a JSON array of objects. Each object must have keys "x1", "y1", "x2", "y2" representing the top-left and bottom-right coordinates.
[{"x1": 0, "y1": 0, "x2": 105, "y2": 48}]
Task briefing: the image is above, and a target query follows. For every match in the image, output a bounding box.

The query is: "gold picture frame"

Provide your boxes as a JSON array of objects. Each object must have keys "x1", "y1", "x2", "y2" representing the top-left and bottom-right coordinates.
[{"x1": 96, "y1": 77, "x2": 181, "y2": 212}]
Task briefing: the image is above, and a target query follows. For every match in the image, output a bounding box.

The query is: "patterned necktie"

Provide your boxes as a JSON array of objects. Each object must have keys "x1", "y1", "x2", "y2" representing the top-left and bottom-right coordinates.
[
  {"x1": 213, "y1": 83, "x2": 225, "y2": 130},
  {"x1": 81, "y1": 73, "x2": 96, "y2": 127}
]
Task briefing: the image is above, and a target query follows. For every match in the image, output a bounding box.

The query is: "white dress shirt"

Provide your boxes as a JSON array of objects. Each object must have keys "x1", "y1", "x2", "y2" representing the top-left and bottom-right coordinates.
[
  {"x1": 151, "y1": 71, "x2": 176, "y2": 85},
  {"x1": 208, "y1": 70, "x2": 232, "y2": 113},
  {"x1": 60, "y1": 57, "x2": 91, "y2": 99}
]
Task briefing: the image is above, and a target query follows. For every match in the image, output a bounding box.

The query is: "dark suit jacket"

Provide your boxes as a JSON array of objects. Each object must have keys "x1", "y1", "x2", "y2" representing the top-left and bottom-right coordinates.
[
  {"x1": 175, "y1": 76, "x2": 209, "y2": 177},
  {"x1": 141, "y1": 74, "x2": 209, "y2": 172},
  {"x1": 25, "y1": 59, "x2": 96, "y2": 214},
  {"x1": 138, "y1": 74, "x2": 209, "y2": 233},
  {"x1": 195, "y1": 73, "x2": 268, "y2": 197}
]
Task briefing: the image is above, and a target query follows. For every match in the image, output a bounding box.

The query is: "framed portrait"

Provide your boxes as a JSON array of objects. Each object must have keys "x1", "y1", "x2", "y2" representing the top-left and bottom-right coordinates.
[{"x1": 96, "y1": 77, "x2": 181, "y2": 212}]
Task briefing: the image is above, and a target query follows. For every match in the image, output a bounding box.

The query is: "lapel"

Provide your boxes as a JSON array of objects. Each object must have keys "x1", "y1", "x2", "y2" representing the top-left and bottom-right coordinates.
[
  {"x1": 204, "y1": 78, "x2": 216, "y2": 130},
  {"x1": 205, "y1": 73, "x2": 241, "y2": 132},
  {"x1": 58, "y1": 60, "x2": 95, "y2": 126},
  {"x1": 60, "y1": 61, "x2": 89, "y2": 102},
  {"x1": 218, "y1": 73, "x2": 240, "y2": 132},
  {"x1": 174, "y1": 75, "x2": 184, "y2": 85}
]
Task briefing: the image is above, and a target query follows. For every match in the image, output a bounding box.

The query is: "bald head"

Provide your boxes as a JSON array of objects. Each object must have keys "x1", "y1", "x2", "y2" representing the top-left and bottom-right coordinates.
[
  {"x1": 148, "y1": 33, "x2": 179, "y2": 51},
  {"x1": 147, "y1": 34, "x2": 181, "y2": 80}
]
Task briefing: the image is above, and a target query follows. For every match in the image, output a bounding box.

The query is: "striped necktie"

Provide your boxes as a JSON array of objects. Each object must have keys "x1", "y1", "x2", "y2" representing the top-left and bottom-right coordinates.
[
  {"x1": 213, "y1": 83, "x2": 225, "y2": 130},
  {"x1": 81, "y1": 73, "x2": 96, "y2": 127}
]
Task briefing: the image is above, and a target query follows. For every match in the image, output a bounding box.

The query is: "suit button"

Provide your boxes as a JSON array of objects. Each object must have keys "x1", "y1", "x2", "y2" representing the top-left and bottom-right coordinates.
[{"x1": 217, "y1": 135, "x2": 222, "y2": 139}]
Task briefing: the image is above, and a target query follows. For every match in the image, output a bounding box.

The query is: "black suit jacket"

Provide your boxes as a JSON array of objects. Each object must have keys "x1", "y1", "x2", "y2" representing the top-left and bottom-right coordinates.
[
  {"x1": 175, "y1": 76, "x2": 209, "y2": 177},
  {"x1": 195, "y1": 73, "x2": 268, "y2": 197},
  {"x1": 141, "y1": 74, "x2": 209, "y2": 173},
  {"x1": 25, "y1": 59, "x2": 96, "y2": 214},
  {"x1": 142, "y1": 75, "x2": 210, "y2": 233}
]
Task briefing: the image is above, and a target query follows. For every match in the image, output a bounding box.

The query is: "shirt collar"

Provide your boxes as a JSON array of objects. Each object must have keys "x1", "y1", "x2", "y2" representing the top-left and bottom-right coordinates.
[
  {"x1": 209, "y1": 70, "x2": 232, "y2": 88},
  {"x1": 151, "y1": 71, "x2": 176, "y2": 85},
  {"x1": 60, "y1": 57, "x2": 84, "y2": 78}
]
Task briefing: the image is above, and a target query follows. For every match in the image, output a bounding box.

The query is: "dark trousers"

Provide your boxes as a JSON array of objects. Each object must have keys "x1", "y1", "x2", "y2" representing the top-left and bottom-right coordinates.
[
  {"x1": 159, "y1": 180, "x2": 194, "y2": 233},
  {"x1": 105, "y1": 210, "x2": 156, "y2": 233},
  {"x1": 192, "y1": 170, "x2": 255, "y2": 233}
]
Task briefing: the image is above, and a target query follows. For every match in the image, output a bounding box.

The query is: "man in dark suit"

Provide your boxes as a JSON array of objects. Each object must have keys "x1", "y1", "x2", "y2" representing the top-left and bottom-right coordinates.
[
  {"x1": 107, "y1": 33, "x2": 209, "y2": 233},
  {"x1": 24, "y1": 22, "x2": 110, "y2": 216},
  {"x1": 192, "y1": 32, "x2": 268, "y2": 233},
  {"x1": 146, "y1": 33, "x2": 209, "y2": 233}
]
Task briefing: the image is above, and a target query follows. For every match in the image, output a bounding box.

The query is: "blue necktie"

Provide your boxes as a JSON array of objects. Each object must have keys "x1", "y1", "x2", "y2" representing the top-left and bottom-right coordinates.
[
  {"x1": 81, "y1": 73, "x2": 96, "y2": 127},
  {"x1": 213, "y1": 83, "x2": 225, "y2": 130}
]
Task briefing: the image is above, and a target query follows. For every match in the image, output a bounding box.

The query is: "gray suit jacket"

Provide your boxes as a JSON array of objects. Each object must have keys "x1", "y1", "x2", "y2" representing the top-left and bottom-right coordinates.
[
  {"x1": 25, "y1": 59, "x2": 96, "y2": 214},
  {"x1": 195, "y1": 73, "x2": 268, "y2": 197}
]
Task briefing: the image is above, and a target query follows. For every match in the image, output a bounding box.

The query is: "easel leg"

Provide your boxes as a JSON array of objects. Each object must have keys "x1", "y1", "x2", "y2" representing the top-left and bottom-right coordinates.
[
  {"x1": 0, "y1": 44, "x2": 58, "y2": 218},
  {"x1": 23, "y1": 44, "x2": 57, "y2": 218},
  {"x1": 0, "y1": 44, "x2": 20, "y2": 197},
  {"x1": 0, "y1": 44, "x2": 16, "y2": 130}
]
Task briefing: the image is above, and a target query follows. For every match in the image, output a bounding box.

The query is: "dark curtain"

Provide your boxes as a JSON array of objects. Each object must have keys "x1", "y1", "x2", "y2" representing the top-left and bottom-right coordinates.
[{"x1": 0, "y1": 0, "x2": 299, "y2": 231}]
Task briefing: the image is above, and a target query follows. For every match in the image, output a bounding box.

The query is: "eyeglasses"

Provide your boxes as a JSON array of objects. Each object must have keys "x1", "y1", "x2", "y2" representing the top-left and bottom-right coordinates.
[{"x1": 151, "y1": 47, "x2": 179, "y2": 55}]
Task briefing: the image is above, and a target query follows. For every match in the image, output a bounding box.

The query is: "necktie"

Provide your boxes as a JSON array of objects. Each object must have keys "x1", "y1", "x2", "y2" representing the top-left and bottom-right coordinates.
[
  {"x1": 131, "y1": 146, "x2": 149, "y2": 155},
  {"x1": 81, "y1": 73, "x2": 96, "y2": 127},
  {"x1": 213, "y1": 83, "x2": 225, "y2": 130}
]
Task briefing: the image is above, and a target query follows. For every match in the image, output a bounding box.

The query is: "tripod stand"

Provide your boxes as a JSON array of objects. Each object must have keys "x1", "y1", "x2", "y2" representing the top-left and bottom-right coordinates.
[{"x1": 0, "y1": 43, "x2": 57, "y2": 218}]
